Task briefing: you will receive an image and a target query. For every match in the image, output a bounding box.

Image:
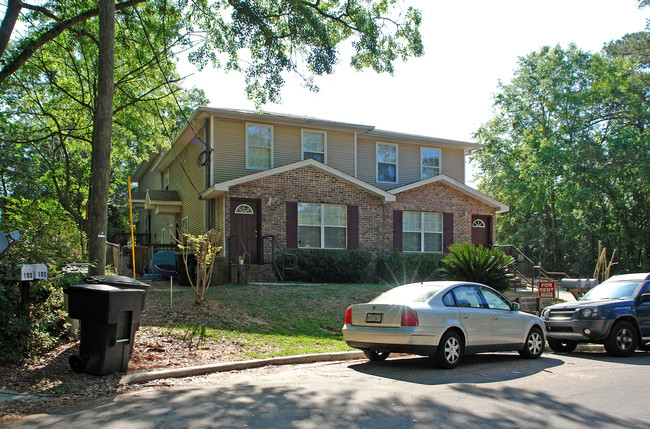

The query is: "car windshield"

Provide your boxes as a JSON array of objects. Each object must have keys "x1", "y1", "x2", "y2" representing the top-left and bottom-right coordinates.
[
  {"x1": 580, "y1": 281, "x2": 643, "y2": 301},
  {"x1": 371, "y1": 285, "x2": 444, "y2": 304}
]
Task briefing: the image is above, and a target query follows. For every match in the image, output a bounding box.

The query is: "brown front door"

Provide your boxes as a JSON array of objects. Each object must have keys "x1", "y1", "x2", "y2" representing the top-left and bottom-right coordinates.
[
  {"x1": 471, "y1": 214, "x2": 492, "y2": 247},
  {"x1": 230, "y1": 198, "x2": 261, "y2": 264}
]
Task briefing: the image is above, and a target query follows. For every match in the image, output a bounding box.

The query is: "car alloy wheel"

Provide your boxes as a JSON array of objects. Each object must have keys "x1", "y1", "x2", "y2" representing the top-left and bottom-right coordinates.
[
  {"x1": 519, "y1": 327, "x2": 544, "y2": 359},
  {"x1": 434, "y1": 330, "x2": 463, "y2": 369},
  {"x1": 604, "y1": 321, "x2": 638, "y2": 357}
]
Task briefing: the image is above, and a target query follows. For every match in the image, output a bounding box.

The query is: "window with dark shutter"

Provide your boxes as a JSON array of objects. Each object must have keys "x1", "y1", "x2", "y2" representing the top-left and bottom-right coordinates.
[
  {"x1": 347, "y1": 205, "x2": 359, "y2": 249},
  {"x1": 286, "y1": 201, "x2": 298, "y2": 248}
]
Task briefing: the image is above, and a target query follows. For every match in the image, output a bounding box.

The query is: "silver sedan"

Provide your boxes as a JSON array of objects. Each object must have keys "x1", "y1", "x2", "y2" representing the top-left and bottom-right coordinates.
[{"x1": 342, "y1": 281, "x2": 545, "y2": 368}]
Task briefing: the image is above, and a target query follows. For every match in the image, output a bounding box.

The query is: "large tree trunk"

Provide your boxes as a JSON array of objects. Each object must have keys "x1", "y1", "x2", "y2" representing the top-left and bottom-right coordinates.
[
  {"x1": 0, "y1": 0, "x2": 21, "y2": 60},
  {"x1": 87, "y1": 0, "x2": 115, "y2": 276}
]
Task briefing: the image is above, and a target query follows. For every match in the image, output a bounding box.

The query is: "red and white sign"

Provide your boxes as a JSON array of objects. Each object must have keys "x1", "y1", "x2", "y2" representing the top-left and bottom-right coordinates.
[{"x1": 538, "y1": 281, "x2": 557, "y2": 298}]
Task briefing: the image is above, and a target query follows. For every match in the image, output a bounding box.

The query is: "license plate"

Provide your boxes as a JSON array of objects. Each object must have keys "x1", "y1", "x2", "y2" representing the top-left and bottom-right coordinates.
[{"x1": 366, "y1": 313, "x2": 382, "y2": 323}]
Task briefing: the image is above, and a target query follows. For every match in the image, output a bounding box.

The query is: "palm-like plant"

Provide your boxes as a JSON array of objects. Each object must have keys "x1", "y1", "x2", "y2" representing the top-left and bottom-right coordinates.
[{"x1": 442, "y1": 242, "x2": 514, "y2": 292}]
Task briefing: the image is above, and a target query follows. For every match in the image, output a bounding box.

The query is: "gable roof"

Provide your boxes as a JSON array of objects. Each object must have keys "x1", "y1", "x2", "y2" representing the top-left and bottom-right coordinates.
[
  {"x1": 389, "y1": 175, "x2": 509, "y2": 213},
  {"x1": 201, "y1": 159, "x2": 396, "y2": 202}
]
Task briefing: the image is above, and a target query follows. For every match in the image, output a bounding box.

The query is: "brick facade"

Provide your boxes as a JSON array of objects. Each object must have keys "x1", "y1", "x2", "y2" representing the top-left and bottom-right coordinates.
[
  {"x1": 391, "y1": 182, "x2": 497, "y2": 246},
  {"x1": 222, "y1": 165, "x2": 497, "y2": 264}
]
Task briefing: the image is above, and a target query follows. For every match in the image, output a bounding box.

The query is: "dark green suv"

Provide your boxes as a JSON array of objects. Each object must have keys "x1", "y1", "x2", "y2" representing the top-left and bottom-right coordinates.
[{"x1": 541, "y1": 273, "x2": 650, "y2": 356}]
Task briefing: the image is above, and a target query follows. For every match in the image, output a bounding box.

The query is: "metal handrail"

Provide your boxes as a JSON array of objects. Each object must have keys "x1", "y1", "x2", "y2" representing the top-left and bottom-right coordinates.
[
  {"x1": 496, "y1": 244, "x2": 536, "y2": 288},
  {"x1": 262, "y1": 235, "x2": 297, "y2": 281},
  {"x1": 497, "y1": 245, "x2": 573, "y2": 291}
]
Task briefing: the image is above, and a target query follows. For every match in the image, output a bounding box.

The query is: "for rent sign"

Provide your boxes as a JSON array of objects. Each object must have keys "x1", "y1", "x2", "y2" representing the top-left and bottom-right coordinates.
[{"x1": 538, "y1": 281, "x2": 557, "y2": 298}]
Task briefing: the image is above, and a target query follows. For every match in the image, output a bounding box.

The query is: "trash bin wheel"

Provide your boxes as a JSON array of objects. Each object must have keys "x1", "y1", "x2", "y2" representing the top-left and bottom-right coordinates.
[{"x1": 69, "y1": 355, "x2": 86, "y2": 373}]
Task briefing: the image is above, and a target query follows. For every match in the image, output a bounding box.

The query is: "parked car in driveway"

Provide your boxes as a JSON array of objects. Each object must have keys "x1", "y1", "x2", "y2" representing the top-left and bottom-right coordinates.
[
  {"x1": 541, "y1": 273, "x2": 650, "y2": 356},
  {"x1": 342, "y1": 281, "x2": 545, "y2": 369}
]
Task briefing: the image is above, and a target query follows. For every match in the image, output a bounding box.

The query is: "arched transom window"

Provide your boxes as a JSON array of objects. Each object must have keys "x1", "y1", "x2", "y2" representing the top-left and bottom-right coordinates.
[
  {"x1": 235, "y1": 204, "x2": 254, "y2": 215},
  {"x1": 472, "y1": 219, "x2": 486, "y2": 228}
]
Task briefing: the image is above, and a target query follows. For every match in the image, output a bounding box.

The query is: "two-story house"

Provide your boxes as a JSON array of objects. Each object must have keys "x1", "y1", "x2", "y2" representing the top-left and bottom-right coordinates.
[{"x1": 131, "y1": 107, "x2": 507, "y2": 282}]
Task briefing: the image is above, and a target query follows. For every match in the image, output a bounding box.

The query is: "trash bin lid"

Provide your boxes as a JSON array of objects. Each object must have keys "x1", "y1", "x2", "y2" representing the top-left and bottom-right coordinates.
[
  {"x1": 64, "y1": 283, "x2": 146, "y2": 295},
  {"x1": 84, "y1": 275, "x2": 150, "y2": 291}
]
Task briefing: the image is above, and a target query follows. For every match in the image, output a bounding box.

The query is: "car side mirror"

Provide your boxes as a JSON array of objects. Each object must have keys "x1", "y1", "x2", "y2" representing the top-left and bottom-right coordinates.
[{"x1": 511, "y1": 302, "x2": 520, "y2": 311}]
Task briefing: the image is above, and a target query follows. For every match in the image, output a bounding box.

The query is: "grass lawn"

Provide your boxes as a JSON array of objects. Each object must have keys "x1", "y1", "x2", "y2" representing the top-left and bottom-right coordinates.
[{"x1": 141, "y1": 282, "x2": 392, "y2": 359}]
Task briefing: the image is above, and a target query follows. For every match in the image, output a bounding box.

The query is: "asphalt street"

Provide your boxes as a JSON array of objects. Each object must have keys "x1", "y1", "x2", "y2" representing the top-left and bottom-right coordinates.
[{"x1": 9, "y1": 349, "x2": 650, "y2": 429}]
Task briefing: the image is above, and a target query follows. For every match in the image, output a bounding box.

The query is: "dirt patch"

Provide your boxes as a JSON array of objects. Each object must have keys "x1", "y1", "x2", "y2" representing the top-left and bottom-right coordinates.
[{"x1": 0, "y1": 282, "x2": 265, "y2": 424}]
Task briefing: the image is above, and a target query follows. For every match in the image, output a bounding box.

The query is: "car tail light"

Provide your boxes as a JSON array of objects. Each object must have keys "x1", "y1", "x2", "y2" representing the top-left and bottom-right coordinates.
[
  {"x1": 345, "y1": 308, "x2": 352, "y2": 325},
  {"x1": 401, "y1": 308, "x2": 419, "y2": 326}
]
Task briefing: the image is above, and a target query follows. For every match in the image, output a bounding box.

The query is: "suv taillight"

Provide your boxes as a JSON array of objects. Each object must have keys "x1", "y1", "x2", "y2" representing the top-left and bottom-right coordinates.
[
  {"x1": 345, "y1": 308, "x2": 352, "y2": 325},
  {"x1": 401, "y1": 309, "x2": 419, "y2": 326}
]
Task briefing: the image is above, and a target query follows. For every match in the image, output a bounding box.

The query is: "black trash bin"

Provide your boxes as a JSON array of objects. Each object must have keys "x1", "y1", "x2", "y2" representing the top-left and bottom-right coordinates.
[{"x1": 64, "y1": 284, "x2": 145, "y2": 375}]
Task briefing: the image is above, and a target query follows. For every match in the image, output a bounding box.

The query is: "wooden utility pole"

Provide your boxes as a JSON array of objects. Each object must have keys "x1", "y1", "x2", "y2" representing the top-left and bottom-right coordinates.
[{"x1": 87, "y1": 0, "x2": 115, "y2": 275}]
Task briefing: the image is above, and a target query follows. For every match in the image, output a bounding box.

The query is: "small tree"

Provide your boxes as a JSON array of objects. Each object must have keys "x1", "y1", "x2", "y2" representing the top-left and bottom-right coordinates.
[
  {"x1": 442, "y1": 242, "x2": 514, "y2": 292},
  {"x1": 176, "y1": 230, "x2": 222, "y2": 305}
]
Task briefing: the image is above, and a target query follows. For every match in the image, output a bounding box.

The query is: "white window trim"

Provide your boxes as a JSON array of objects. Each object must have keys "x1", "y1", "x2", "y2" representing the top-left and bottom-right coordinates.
[
  {"x1": 182, "y1": 216, "x2": 189, "y2": 235},
  {"x1": 403, "y1": 211, "x2": 444, "y2": 253},
  {"x1": 472, "y1": 219, "x2": 486, "y2": 228},
  {"x1": 161, "y1": 227, "x2": 168, "y2": 244},
  {"x1": 420, "y1": 146, "x2": 441, "y2": 179},
  {"x1": 235, "y1": 204, "x2": 254, "y2": 214},
  {"x1": 301, "y1": 129, "x2": 327, "y2": 163},
  {"x1": 246, "y1": 122, "x2": 274, "y2": 170},
  {"x1": 376, "y1": 142, "x2": 398, "y2": 183},
  {"x1": 298, "y1": 202, "x2": 347, "y2": 249},
  {"x1": 169, "y1": 223, "x2": 175, "y2": 243}
]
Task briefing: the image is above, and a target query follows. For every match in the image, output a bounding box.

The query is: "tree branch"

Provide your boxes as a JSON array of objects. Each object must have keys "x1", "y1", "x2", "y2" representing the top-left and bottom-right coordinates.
[{"x1": 0, "y1": 0, "x2": 148, "y2": 86}]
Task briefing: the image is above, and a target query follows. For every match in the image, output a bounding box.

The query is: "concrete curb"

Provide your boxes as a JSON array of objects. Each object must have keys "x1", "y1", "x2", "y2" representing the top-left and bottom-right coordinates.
[
  {"x1": 121, "y1": 344, "x2": 608, "y2": 385},
  {"x1": 120, "y1": 351, "x2": 366, "y2": 385}
]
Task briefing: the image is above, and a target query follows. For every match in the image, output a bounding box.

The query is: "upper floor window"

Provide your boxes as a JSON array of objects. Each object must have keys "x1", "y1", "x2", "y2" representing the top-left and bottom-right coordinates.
[
  {"x1": 162, "y1": 168, "x2": 169, "y2": 190},
  {"x1": 302, "y1": 130, "x2": 326, "y2": 163},
  {"x1": 377, "y1": 142, "x2": 397, "y2": 183},
  {"x1": 403, "y1": 211, "x2": 443, "y2": 253},
  {"x1": 246, "y1": 123, "x2": 273, "y2": 170},
  {"x1": 182, "y1": 216, "x2": 189, "y2": 236},
  {"x1": 298, "y1": 203, "x2": 346, "y2": 249},
  {"x1": 421, "y1": 148, "x2": 440, "y2": 179}
]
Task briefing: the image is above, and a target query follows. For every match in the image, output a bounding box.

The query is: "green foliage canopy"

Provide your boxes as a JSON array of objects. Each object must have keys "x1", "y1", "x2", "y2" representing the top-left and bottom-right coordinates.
[{"x1": 473, "y1": 44, "x2": 649, "y2": 275}]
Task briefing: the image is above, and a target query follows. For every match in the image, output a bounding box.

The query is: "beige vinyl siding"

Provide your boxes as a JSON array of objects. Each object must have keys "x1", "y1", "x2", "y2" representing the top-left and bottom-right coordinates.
[
  {"x1": 273, "y1": 124, "x2": 301, "y2": 166},
  {"x1": 355, "y1": 137, "x2": 467, "y2": 189},
  {"x1": 397, "y1": 142, "x2": 419, "y2": 185},
  {"x1": 212, "y1": 118, "x2": 247, "y2": 184},
  {"x1": 440, "y1": 147, "x2": 465, "y2": 183},
  {"x1": 211, "y1": 117, "x2": 358, "y2": 184},
  {"x1": 325, "y1": 130, "x2": 355, "y2": 176},
  {"x1": 356, "y1": 137, "x2": 382, "y2": 188},
  {"x1": 168, "y1": 143, "x2": 205, "y2": 237}
]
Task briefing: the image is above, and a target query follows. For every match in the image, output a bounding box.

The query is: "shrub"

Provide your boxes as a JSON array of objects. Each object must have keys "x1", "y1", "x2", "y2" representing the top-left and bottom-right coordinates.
[
  {"x1": 283, "y1": 249, "x2": 373, "y2": 283},
  {"x1": 375, "y1": 251, "x2": 444, "y2": 285},
  {"x1": 442, "y1": 242, "x2": 514, "y2": 292},
  {"x1": 0, "y1": 197, "x2": 83, "y2": 363},
  {"x1": 0, "y1": 271, "x2": 79, "y2": 364}
]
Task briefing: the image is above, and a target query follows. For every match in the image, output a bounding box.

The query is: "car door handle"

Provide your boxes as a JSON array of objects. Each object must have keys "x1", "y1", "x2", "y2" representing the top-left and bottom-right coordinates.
[
  {"x1": 461, "y1": 313, "x2": 468, "y2": 319},
  {"x1": 493, "y1": 315, "x2": 499, "y2": 320}
]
